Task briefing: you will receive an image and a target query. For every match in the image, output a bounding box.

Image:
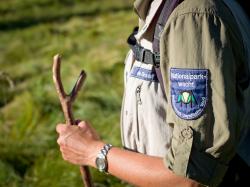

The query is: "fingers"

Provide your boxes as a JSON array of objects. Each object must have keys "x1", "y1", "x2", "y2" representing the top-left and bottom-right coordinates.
[
  {"x1": 56, "y1": 123, "x2": 79, "y2": 134},
  {"x1": 56, "y1": 124, "x2": 71, "y2": 146},
  {"x1": 56, "y1": 120, "x2": 98, "y2": 166},
  {"x1": 78, "y1": 121, "x2": 89, "y2": 130},
  {"x1": 56, "y1": 124, "x2": 67, "y2": 134},
  {"x1": 61, "y1": 151, "x2": 82, "y2": 165},
  {"x1": 78, "y1": 121, "x2": 100, "y2": 140},
  {"x1": 59, "y1": 144, "x2": 88, "y2": 165},
  {"x1": 56, "y1": 121, "x2": 93, "y2": 146},
  {"x1": 57, "y1": 137, "x2": 65, "y2": 146},
  {"x1": 57, "y1": 127, "x2": 79, "y2": 146}
]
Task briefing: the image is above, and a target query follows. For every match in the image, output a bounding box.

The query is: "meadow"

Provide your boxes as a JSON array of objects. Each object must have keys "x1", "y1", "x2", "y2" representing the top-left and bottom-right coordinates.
[{"x1": 0, "y1": 0, "x2": 137, "y2": 186}]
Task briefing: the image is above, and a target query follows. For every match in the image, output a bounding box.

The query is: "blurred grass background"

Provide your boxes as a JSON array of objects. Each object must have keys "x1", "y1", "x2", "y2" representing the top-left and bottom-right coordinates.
[{"x1": 0, "y1": 0, "x2": 137, "y2": 186}]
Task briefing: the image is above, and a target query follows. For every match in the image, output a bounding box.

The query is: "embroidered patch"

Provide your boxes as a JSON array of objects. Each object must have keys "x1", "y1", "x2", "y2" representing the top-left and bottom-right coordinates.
[
  {"x1": 130, "y1": 67, "x2": 158, "y2": 82},
  {"x1": 170, "y1": 68, "x2": 208, "y2": 120}
]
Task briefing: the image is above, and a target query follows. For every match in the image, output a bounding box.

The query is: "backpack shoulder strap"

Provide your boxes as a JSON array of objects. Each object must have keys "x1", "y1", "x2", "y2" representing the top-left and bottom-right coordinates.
[
  {"x1": 152, "y1": 0, "x2": 183, "y2": 93},
  {"x1": 152, "y1": 0, "x2": 183, "y2": 53}
]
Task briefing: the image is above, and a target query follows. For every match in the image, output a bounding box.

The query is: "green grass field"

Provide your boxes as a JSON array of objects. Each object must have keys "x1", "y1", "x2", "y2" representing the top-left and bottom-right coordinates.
[{"x1": 0, "y1": 0, "x2": 137, "y2": 186}]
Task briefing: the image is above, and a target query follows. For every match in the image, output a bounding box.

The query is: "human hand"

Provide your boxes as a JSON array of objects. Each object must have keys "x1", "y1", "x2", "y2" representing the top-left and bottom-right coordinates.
[{"x1": 56, "y1": 121, "x2": 104, "y2": 167}]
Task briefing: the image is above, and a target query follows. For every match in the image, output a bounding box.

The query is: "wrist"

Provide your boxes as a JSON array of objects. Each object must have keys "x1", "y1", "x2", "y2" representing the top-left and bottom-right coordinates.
[{"x1": 87, "y1": 141, "x2": 105, "y2": 167}]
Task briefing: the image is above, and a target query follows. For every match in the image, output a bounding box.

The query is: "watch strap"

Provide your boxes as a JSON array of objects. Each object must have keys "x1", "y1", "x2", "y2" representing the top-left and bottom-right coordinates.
[
  {"x1": 101, "y1": 143, "x2": 112, "y2": 157},
  {"x1": 96, "y1": 143, "x2": 112, "y2": 173}
]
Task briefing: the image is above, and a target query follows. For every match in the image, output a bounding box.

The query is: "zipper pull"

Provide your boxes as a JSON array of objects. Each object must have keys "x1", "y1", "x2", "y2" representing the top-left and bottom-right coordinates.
[{"x1": 136, "y1": 86, "x2": 142, "y2": 105}]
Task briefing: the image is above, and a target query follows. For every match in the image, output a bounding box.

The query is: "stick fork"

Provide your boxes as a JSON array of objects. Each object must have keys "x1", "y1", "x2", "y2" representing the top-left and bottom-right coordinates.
[{"x1": 52, "y1": 54, "x2": 92, "y2": 187}]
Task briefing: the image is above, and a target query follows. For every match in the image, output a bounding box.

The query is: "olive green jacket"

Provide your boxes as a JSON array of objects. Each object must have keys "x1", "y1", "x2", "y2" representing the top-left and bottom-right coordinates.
[{"x1": 133, "y1": 0, "x2": 250, "y2": 186}]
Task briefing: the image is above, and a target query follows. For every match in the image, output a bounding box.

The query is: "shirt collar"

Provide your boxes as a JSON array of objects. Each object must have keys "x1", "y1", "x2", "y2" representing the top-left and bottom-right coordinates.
[
  {"x1": 134, "y1": 0, "x2": 163, "y2": 39},
  {"x1": 134, "y1": 0, "x2": 153, "y2": 20}
]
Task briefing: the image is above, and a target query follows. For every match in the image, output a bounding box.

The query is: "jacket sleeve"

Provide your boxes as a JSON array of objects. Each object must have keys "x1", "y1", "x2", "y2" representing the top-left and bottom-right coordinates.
[{"x1": 160, "y1": 9, "x2": 248, "y2": 187}]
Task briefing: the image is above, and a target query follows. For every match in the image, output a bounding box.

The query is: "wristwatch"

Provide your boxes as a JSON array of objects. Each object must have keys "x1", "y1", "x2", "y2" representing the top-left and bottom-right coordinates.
[{"x1": 95, "y1": 143, "x2": 113, "y2": 172}]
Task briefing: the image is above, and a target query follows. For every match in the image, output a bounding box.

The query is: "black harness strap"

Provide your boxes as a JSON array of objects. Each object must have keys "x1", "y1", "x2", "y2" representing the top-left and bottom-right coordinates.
[
  {"x1": 154, "y1": 0, "x2": 183, "y2": 93},
  {"x1": 153, "y1": 0, "x2": 183, "y2": 53},
  {"x1": 127, "y1": 27, "x2": 160, "y2": 67}
]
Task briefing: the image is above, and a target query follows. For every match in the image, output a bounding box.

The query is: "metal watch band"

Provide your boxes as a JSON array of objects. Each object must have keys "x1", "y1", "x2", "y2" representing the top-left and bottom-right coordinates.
[
  {"x1": 96, "y1": 143, "x2": 113, "y2": 173},
  {"x1": 101, "y1": 143, "x2": 112, "y2": 156}
]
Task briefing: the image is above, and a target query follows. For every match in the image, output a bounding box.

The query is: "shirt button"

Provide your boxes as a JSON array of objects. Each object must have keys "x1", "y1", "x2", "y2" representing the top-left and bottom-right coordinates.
[{"x1": 181, "y1": 127, "x2": 193, "y2": 140}]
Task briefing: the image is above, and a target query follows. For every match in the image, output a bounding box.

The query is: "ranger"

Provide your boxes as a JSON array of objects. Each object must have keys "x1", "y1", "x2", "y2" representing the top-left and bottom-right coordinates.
[{"x1": 56, "y1": 0, "x2": 250, "y2": 186}]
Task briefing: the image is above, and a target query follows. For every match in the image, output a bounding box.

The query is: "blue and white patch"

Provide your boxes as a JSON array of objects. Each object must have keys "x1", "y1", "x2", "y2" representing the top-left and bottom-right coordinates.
[
  {"x1": 170, "y1": 68, "x2": 208, "y2": 120},
  {"x1": 130, "y1": 66, "x2": 158, "y2": 82}
]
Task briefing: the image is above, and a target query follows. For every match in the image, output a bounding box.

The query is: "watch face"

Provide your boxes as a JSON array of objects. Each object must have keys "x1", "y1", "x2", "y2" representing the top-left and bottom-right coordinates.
[{"x1": 96, "y1": 157, "x2": 106, "y2": 171}]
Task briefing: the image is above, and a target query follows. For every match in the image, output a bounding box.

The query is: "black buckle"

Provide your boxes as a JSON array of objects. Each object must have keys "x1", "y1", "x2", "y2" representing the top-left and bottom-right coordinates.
[
  {"x1": 154, "y1": 52, "x2": 160, "y2": 67},
  {"x1": 130, "y1": 43, "x2": 160, "y2": 67},
  {"x1": 139, "y1": 46, "x2": 146, "y2": 62},
  {"x1": 144, "y1": 50, "x2": 154, "y2": 65},
  {"x1": 134, "y1": 45, "x2": 145, "y2": 62}
]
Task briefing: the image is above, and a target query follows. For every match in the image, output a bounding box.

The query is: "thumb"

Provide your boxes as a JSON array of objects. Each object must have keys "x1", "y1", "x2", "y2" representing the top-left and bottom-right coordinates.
[{"x1": 78, "y1": 121, "x2": 89, "y2": 131}]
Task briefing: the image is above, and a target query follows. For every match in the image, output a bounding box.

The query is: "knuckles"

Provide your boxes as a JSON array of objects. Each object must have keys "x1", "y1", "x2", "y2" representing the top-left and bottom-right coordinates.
[
  {"x1": 63, "y1": 125, "x2": 70, "y2": 131},
  {"x1": 57, "y1": 137, "x2": 67, "y2": 147},
  {"x1": 62, "y1": 154, "x2": 69, "y2": 161}
]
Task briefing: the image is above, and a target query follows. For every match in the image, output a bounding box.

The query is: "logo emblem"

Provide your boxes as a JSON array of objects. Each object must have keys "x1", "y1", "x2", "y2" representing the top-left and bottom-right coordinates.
[
  {"x1": 177, "y1": 91, "x2": 197, "y2": 107},
  {"x1": 170, "y1": 68, "x2": 208, "y2": 120}
]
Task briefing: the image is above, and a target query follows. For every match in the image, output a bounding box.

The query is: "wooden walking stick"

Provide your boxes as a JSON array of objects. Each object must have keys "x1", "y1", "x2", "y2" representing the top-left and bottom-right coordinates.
[{"x1": 52, "y1": 54, "x2": 92, "y2": 187}]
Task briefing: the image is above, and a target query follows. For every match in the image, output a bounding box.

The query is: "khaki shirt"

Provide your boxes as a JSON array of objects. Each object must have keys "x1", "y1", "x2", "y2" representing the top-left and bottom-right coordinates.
[
  {"x1": 122, "y1": 0, "x2": 250, "y2": 186},
  {"x1": 121, "y1": 0, "x2": 172, "y2": 157}
]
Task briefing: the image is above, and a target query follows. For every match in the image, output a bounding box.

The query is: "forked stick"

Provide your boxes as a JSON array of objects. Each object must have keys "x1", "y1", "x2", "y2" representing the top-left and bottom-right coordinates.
[{"x1": 52, "y1": 54, "x2": 92, "y2": 187}]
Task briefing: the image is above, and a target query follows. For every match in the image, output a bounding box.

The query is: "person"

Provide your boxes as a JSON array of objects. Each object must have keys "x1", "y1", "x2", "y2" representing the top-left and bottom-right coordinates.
[{"x1": 56, "y1": 0, "x2": 250, "y2": 186}]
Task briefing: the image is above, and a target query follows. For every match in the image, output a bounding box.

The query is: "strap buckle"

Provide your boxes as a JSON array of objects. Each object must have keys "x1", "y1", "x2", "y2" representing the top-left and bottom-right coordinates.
[
  {"x1": 138, "y1": 45, "x2": 146, "y2": 62},
  {"x1": 154, "y1": 52, "x2": 160, "y2": 67},
  {"x1": 135, "y1": 45, "x2": 160, "y2": 67},
  {"x1": 132, "y1": 44, "x2": 142, "y2": 62}
]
